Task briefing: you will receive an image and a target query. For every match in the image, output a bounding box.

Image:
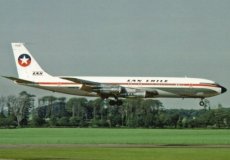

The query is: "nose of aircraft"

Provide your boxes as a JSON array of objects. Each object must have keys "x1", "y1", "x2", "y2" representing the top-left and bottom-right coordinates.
[{"x1": 221, "y1": 86, "x2": 227, "y2": 94}]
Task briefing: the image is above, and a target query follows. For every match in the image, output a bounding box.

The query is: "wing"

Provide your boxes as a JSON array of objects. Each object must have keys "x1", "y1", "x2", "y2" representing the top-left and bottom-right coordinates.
[
  {"x1": 61, "y1": 77, "x2": 102, "y2": 92},
  {"x1": 60, "y1": 77, "x2": 99, "y2": 86},
  {"x1": 60, "y1": 77, "x2": 123, "y2": 95},
  {"x1": 61, "y1": 77, "x2": 158, "y2": 98}
]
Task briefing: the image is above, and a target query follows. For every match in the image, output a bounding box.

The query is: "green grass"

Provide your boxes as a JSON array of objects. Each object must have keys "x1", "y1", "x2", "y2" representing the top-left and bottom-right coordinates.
[
  {"x1": 0, "y1": 146, "x2": 230, "y2": 160},
  {"x1": 1, "y1": 128, "x2": 230, "y2": 160},
  {"x1": 1, "y1": 128, "x2": 230, "y2": 145}
]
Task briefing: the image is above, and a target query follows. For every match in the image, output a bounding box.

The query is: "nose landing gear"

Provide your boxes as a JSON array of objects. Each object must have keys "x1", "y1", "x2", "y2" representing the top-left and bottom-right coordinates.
[{"x1": 199, "y1": 99, "x2": 210, "y2": 110}]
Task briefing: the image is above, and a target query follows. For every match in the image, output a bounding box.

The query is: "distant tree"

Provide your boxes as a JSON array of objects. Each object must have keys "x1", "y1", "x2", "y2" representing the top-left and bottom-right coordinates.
[
  {"x1": 18, "y1": 91, "x2": 34, "y2": 126},
  {"x1": 2, "y1": 90, "x2": 230, "y2": 129},
  {"x1": 0, "y1": 96, "x2": 6, "y2": 117},
  {"x1": 88, "y1": 98, "x2": 103, "y2": 127},
  {"x1": 157, "y1": 112, "x2": 168, "y2": 128},
  {"x1": 66, "y1": 98, "x2": 78, "y2": 118},
  {"x1": 6, "y1": 95, "x2": 18, "y2": 126},
  {"x1": 141, "y1": 99, "x2": 163, "y2": 127},
  {"x1": 37, "y1": 106, "x2": 47, "y2": 119},
  {"x1": 49, "y1": 116, "x2": 58, "y2": 127},
  {"x1": 170, "y1": 113, "x2": 180, "y2": 128},
  {"x1": 57, "y1": 117, "x2": 69, "y2": 126},
  {"x1": 39, "y1": 96, "x2": 57, "y2": 118},
  {"x1": 109, "y1": 105, "x2": 122, "y2": 127},
  {"x1": 66, "y1": 98, "x2": 87, "y2": 117},
  {"x1": 214, "y1": 104, "x2": 226, "y2": 128},
  {"x1": 66, "y1": 97, "x2": 88, "y2": 126},
  {"x1": 123, "y1": 99, "x2": 139, "y2": 127},
  {"x1": 224, "y1": 109, "x2": 230, "y2": 128},
  {"x1": 6, "y1": 91, "x2": 34, "y2": 127},
  {"x1": 69, "y1": 116, "x2": 80, "y2": 126},
  {"x1": 30, "y1": 115, "x2": 46, "y2": 127}
]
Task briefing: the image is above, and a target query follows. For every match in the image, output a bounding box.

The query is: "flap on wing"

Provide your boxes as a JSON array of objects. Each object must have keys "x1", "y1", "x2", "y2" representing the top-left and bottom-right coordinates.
[
  {"x1": 2, "y1": 76, "x2": 34, "y2": 84},
  {"x1": 60, "y1": 77, "x2": 99, "y2": 86}
]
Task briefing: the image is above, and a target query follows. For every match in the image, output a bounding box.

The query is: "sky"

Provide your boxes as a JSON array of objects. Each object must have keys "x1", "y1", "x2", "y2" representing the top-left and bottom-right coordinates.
[{"x1": 0, "y1": 0, "x2": 229, "y2": 109}]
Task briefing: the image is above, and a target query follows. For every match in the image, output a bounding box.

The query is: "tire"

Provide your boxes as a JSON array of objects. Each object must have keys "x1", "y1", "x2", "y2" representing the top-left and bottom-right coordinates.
[{"x1": 199, "y1": 101, "x2": 205, "y2": 106}]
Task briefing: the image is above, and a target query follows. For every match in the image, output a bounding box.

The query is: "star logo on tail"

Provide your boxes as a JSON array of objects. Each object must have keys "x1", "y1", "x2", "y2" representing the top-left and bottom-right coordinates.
[{"x1": 18, "y1": 54, "x2": 31, "y2": 67}]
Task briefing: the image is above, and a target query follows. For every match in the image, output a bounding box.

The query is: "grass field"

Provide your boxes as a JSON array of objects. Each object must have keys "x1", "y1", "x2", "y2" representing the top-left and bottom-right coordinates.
[
  {"x1": 1, "y1": 128, "x2": 230, "y2": 144},
  {"x1": 1, "y1": 146, "x2": 230, "y2": 160},
  {"x1": 0, "y1": 128, "x2": 230, "y2": 160}
]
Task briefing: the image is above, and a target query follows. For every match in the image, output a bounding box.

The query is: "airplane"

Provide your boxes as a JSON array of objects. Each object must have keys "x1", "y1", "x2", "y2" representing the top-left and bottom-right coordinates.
[{"x1": 3, "y1": 43, "x2": 227, "y2": 107}]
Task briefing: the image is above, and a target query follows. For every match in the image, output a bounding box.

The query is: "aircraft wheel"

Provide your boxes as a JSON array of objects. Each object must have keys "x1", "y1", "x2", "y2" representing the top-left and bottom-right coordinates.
[{"x1": 199, "y1": 101, "x2": 205, "y2": 106}]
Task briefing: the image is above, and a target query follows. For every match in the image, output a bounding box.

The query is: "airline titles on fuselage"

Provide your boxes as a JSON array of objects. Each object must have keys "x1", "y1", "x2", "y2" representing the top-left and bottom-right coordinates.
[{"x1": 127, "y1": 79, "x2": 168, "y2": 83}]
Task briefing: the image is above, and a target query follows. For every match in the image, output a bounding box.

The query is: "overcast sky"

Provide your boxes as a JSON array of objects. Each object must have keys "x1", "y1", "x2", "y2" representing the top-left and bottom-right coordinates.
[{"x1": 0, "y1": 0, "x2": 229, "y2": 109}]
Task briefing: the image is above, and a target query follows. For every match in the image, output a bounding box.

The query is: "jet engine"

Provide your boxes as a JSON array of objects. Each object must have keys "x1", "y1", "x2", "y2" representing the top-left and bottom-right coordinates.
[
  {"x1": 121, "y1": 91, "x2": 158, "y2": 98},
  {"x1": 92, "y1": 85, "x2": 123, "y2": 94}
]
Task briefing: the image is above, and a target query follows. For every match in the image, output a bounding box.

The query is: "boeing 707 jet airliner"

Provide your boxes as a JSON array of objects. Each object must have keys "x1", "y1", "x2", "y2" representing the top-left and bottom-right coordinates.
[{"x1": 3, "y1": 43, "x2": 227, "y2": 107}]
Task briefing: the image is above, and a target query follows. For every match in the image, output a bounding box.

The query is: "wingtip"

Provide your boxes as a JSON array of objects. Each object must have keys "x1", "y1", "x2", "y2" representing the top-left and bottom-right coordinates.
[
  {"x1": 1, "y1": 75, "x2": 10, "y2": 79},
  {"x1": 1, "y1": 76, "x2": 16, "y2": 81}
]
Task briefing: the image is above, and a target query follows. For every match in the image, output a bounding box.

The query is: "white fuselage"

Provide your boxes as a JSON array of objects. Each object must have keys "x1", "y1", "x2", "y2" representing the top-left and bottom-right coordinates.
[{"x1": 23, "y1": 76, "x2": 222, "y2": 99}]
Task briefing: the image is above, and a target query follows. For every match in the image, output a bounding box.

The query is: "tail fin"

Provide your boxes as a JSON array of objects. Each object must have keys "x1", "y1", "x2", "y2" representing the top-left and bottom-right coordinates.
[{"x1": 12, "y1": 43, "x2": 53, "y2": 82}]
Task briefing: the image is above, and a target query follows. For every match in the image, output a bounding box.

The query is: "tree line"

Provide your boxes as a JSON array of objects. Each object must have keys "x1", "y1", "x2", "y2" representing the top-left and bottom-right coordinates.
[{"x1": 0, "y1": 91, "x2": 230, "y2": 128}]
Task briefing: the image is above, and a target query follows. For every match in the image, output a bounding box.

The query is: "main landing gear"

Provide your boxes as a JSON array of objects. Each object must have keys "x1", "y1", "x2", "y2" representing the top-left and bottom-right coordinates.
[
  {"x1": 102, "y1": 97, "x2": 123, "y2": 106},
  {"x1": 109, "y1": 99, "x2": 123, "y2": 106},
  {"x1": 199, "y1": 99, "x2": 210, "y2": 110}
]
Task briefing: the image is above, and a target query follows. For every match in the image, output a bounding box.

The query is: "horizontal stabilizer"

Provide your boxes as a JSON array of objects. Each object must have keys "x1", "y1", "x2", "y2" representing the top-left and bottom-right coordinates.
[{"x1": 2, "y1": 76, "x2": 35, "y2": 84}]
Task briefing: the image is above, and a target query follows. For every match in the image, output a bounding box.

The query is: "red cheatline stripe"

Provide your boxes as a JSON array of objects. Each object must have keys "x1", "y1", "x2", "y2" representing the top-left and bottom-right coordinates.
[{"x1": 36, "y1": 82, "x2": 219, "y2": 88}]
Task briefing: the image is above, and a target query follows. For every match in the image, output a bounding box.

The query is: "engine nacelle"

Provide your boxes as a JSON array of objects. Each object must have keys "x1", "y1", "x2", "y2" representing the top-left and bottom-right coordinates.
[
  {"x1": 93, "y1": 85, "x2": 122, "y2": 95},
  {"x1": 121, "y1": 91, "x2": 158, "y2": 98},
  {"x1": 125, "y1": 91, "x2": 146, "y2": 98}
]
